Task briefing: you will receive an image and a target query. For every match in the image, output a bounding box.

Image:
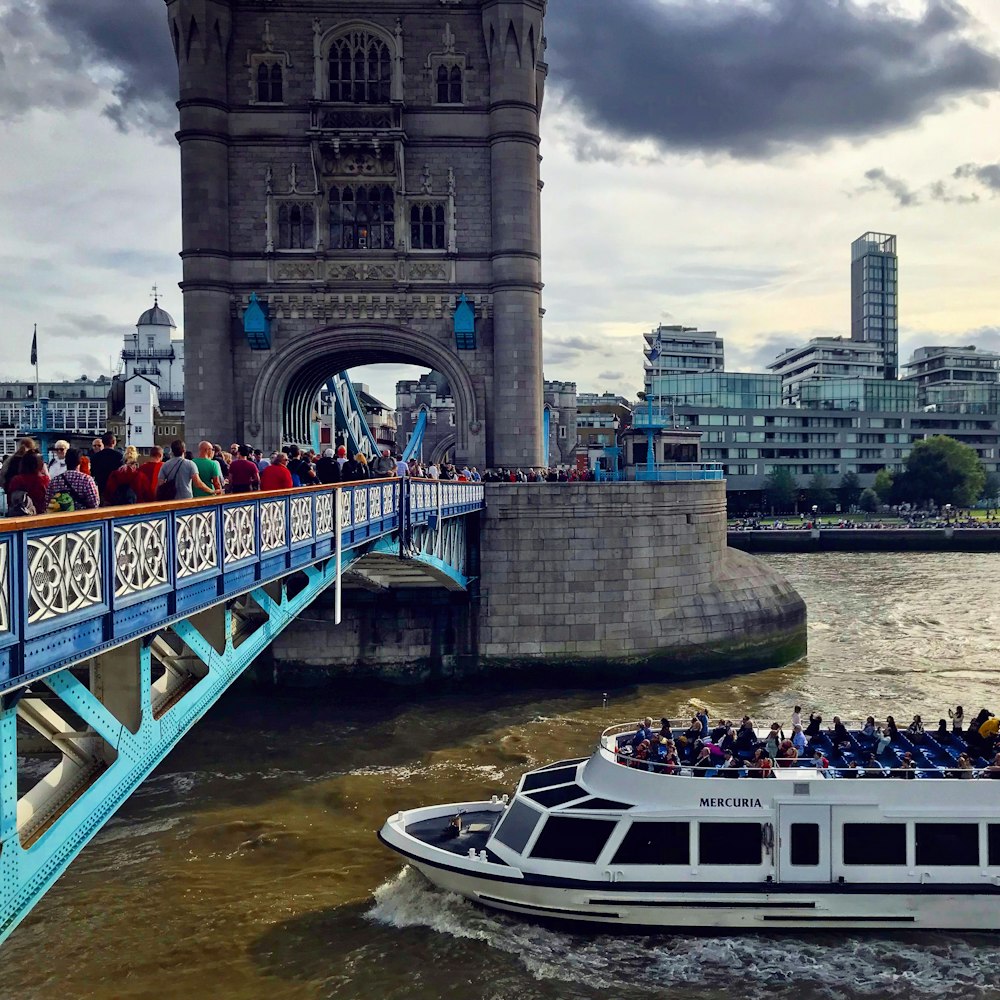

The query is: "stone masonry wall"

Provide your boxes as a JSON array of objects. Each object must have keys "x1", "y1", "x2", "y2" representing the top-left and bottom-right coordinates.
[{"x1": 477, "y1": 482, "x2": 806, "y2": 677}]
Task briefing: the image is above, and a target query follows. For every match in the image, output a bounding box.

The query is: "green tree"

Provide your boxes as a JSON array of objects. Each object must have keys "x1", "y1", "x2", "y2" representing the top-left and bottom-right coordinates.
[
  {"x1": 981, "y1": 472, "x2": 1000, "y2": 503},
  {"x1": 859, "y1": 488, "x2": 879, "y2": 514},
  {"x1": 838, "y1": 471, "x2": 862, "y2": 509},
  {"x1": 806, "y1": 472, "x2": 835, "y2": 512},
  {"x1": 900, "y1": 435, "x2": 986, "y2": 507},
  {"x1": 873, "y1": 467, "x2": 895, "y2": 503},
  {"x1": 763, "y1": 466, "x2": 798, "y2": 512}
]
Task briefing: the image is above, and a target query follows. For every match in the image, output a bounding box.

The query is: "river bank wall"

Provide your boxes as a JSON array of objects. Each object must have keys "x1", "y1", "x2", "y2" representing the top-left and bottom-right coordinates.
[{"x1": 729, "y1": 528, "x2": 1000, "y2": 553}]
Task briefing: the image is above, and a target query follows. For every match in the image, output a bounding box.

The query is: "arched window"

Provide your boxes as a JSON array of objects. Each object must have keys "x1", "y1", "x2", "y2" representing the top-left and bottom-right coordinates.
[
  {"x1": 410, "y1": 204, "x2": 446, "y2": 250},
  {"x1": 256, "y1": 61, "x2": 284, "y2": 103},
  {"x1": 328, "y1": 31, "x2": 391, "y2": 103},
  {"x1": 330, "y1": 185, "x2": 395, "y2": 250},
  {"x1": 277, "y1": 203, "x2": 315, "y2": 249},
  {"x1": 436, "y1": 64, "x2": 463, "y2": 104}
]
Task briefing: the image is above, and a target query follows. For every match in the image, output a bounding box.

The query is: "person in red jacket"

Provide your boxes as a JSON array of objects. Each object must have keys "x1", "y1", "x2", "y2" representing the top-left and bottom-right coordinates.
[
  {"x1": 260, "y1": 452, "x2": 293, "y2": 491},
  {"x1": 135, "y1": 446, "x2": 164, "y2": 502},
  {"x1": 6, "y1": 453, "x2": 49, "y2": 514}
]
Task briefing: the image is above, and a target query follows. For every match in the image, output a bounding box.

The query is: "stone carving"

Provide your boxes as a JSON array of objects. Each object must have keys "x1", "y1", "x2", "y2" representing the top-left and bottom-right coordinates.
[
  {"x1": 322, "y1": 147, "x2": 395, "y2": 177},
  {"x1": 442, "y1": 22, "x2": 456, "y2": 54},
  {"x1": 276, "y1": 262, "x2": 316, "y2": 281},
  {"x1": 261, "y1": 500, "x2": 287, "y2": 551},
  {"x1": 290, "y1": 496, "x2": 313, "y2": 542},
  {"x1": 27, "y1": 529, "x2": 103, "y2": 624},
  {"x1": 223, "y1": 505, "x2": 256, "y2": 563},
  {"x1": 420, "y1": 164, "x2": 433, "y2": 194},
  {"x1": 327, "y1": 261, "x2": 397, "y2": 282},
  {"x1": 316, "y1": 492, "x2": 335, "y2": 535},
  {"x1": 288, "y1": 163, "x2": 299, "y2": 193},
  {"x1": 176, "y1": 512, "x2": 218, "y2": 579},
  {"x1": 262, "y1": 18, "x2": 274, "y2": 51},
  {"x1": 317, "y1": 108, "x2": 399, "y2": 131},
  {"x1": 408, "y1": 261, "x2": 447, "y2": 281},
  {"x1": 114, "y1": 519, "x2": 168, "y2": 599}
]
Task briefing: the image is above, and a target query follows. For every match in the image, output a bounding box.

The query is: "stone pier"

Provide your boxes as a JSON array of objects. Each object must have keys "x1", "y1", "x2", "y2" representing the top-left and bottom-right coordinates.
[{"x1": 268, "y1": 482, "x2": 806, "y2": 686}]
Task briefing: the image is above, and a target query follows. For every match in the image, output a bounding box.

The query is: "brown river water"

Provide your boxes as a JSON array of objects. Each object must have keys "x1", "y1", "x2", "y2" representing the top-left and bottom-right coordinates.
[{"x1": 6, "y1": 552, "x2": 1000, "y2": 999}]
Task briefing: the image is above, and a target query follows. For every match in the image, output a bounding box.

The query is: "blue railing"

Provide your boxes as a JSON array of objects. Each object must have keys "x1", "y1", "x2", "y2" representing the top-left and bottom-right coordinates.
[
  {"x1": 0, "y1": 479, "x2": 485, "y2": 694},
  {"x1": 635, "y1": 464, "x2": 725, "y2": 482}
]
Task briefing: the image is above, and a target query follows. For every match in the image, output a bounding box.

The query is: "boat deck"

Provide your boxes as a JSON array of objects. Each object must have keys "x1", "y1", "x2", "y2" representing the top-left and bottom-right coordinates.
[
  {"x1": 614, "y1": 725, "x2": 994, "y2": 777},
  {"x1": 405, "y1": 809, "x2": 500, "y2": 857}
]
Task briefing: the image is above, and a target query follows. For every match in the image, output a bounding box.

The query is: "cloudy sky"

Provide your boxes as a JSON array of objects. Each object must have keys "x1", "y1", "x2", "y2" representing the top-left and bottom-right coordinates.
[{"x1": 1, "y1": 0, "x2": 999, "y2": 405}]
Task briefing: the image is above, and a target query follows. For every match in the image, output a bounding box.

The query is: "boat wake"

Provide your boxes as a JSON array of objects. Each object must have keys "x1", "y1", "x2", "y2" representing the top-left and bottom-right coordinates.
[{"x1": 368, "y1": 868, "x2": 1000, "y2": 1000}]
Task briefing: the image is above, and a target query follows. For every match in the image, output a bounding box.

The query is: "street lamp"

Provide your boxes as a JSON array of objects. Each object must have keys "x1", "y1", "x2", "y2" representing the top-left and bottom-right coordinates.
[{"x1": 126, "y1": 418, "x2": 132, "y2": 447}]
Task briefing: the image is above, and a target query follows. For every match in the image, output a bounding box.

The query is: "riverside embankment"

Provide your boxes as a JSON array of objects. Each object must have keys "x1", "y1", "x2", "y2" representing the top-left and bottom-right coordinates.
[{"x1": 729, "y1": 527, "x2": 1000, "y2": 553}]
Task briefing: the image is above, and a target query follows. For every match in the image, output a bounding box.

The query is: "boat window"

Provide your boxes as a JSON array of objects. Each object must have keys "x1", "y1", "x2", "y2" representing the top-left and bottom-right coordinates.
[
  {"x1": 565, "y1": 797, "x2": 631, "y2": 811},
  {"x1": 698, "y1": 823, "x2": 762, "y2": 865},
  {"x1": 529, "y1": 817, "x2": 617, "y2": 863},
  {"x1": 536, "y1": 758, "x2": 587, "y2": 771},
  {"x1": 843, "y1": 823, "x2": 906, "y2": 865},
  {"x1": 525, "y1": 784, "x2": 588, "y2": 808},
  {"x1": 790, "y1": 823, "x2": 820, "y2": 866},
  {"x1": 521, "y1": 765, "x2": 578, "y2": 791},
  {"x1": 612, "y1": 822, "x2": 690, "y2": 865},
  {"x1": 915, "y1": 823, "x2": 979, "y2": 866},
  {"x1": 492, "y1": 799, "x2": 541, "y2": 855},
  {"x1": 989, "y1": 825, "x2": 1000, "y2": 866}
]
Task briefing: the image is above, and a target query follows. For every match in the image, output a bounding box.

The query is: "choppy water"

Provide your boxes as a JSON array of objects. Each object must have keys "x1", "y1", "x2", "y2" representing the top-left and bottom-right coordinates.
[{"x1": 5, "y1": 552, "x2": 1000, "y2": 999}]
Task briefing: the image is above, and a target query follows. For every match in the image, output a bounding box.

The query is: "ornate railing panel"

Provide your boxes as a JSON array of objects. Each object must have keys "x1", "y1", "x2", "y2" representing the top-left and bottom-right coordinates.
[{"x1": 0, "y1": 479, "x2": 485, "y2": 692}]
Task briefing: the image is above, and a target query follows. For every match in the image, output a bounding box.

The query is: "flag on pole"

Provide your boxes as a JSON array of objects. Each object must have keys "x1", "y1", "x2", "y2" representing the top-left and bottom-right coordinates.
[{"x1": 30, "y1": 326, "x2": 38, "y2": 366}]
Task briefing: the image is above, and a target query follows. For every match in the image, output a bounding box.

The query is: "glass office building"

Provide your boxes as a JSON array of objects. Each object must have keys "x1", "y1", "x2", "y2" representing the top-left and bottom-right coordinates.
[{"x1": 851, "y1": 232, "x2": 898, "y2": 380}]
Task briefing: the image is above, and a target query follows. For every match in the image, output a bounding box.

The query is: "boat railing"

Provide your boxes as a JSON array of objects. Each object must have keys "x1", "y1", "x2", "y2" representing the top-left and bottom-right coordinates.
[{"x1": 599, "y1": 722, "x2": 994, "y2": 780}]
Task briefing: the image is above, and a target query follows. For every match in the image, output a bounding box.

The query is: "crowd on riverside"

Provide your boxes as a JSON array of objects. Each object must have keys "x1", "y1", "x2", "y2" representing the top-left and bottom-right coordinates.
[
  {"x1": 618, "y1": 704, "x2": 1000, "y2": 779},
  {"x1": 731, "y1": 512, "x2": 1000, "y2": 530},
  {"x1": 0, "y1": 435, "x2": 491, "y2": 517}
]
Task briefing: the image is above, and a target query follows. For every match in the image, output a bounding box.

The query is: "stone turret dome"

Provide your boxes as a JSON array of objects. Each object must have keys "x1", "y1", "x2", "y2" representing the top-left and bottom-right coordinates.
[{"x1": 137, "y1": 304, "x2": 176, "y2": 328}]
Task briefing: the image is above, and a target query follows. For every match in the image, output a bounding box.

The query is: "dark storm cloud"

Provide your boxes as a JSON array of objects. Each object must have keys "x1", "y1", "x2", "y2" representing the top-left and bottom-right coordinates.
[
  {"x1": 954, "y1": 162, "x2": 1000, "y2": 191},
  {"x1": 0, "y1": 0, "x2": 174, "y2": 132},
  {"x1": 545, "y1": 0, "x2": 1000, "y2": 158}
]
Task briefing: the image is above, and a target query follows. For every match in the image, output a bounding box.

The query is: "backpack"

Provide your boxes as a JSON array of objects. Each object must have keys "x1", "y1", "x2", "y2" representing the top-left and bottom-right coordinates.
[
  {"x1": 110, "y1": 483, "x2": 138, "y2": 506},
  {"x1": 156, "y1": 459, "x2": 183, "y2": 501},
  {"x1": 6, "y1": 489, "x2": 36, "y2": 517}
]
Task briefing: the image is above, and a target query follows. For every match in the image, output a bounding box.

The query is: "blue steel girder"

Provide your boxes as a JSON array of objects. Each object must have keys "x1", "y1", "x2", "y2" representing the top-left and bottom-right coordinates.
[{"x1": 0, "y1": 479, "x2": 484, "y2": 945}]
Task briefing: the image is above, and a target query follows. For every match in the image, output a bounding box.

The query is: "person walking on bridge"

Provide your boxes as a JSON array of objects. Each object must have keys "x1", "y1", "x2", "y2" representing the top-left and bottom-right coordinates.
[
  {"x1": 260, "y1": 452, "x2": 293, "y2": 491},
  {"x1": 193, "y1": 441, "x2": 224, "y2": 499},
  {"x1": 372, "y1": 448, "x2": 394, "y2": 478}
]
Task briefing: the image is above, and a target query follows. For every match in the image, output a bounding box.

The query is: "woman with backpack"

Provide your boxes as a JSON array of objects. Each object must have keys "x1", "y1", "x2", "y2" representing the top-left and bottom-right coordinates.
[
  {"x1": 1, "y1": 437, "x2": 39, "y2": 495},
  {"x1": 105, "y1": 446, "x2": 144, "y2": 506},
  {"x1": 6, "y1": 453, "x2": 50, "y2": 516}
]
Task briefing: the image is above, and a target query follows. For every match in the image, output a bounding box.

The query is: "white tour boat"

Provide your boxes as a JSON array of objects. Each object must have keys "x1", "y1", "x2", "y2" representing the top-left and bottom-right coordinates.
[{"x1": 379, "y1": 719, "x2": 1000, "y2": 930}]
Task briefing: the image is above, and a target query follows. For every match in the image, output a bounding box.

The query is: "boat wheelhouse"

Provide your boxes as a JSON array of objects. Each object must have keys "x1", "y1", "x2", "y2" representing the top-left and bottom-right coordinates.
[{"x1": 378, "y1": 721, "x2": 1000, "y2": 930}]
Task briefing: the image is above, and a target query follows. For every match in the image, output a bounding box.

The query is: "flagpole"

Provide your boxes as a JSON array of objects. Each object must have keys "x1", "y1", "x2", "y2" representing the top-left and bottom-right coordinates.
[{"x1": 32, "y1": 324, "x2": 40, "y2": 401}]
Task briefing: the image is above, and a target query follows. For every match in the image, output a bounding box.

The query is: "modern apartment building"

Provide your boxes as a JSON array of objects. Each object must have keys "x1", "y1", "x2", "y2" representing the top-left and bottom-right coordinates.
[
  {"x1": 768, "y1": 337, "x2": 884, "y2": 404},
  {"x1": 851, "y1": 232, "x2": 898, "y2": 380},
  {"x1": 644, "y1": 325, "x2": 724, "y2": 374},
  {"x1": 904, "y1": 345, "x2": 1000, "y2": 410}
]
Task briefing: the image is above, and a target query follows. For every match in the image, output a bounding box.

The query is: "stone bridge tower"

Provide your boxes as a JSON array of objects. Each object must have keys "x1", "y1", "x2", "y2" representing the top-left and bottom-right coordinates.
[{"x1": 165, "y1": 0, "x2": 547, "y2": 468}]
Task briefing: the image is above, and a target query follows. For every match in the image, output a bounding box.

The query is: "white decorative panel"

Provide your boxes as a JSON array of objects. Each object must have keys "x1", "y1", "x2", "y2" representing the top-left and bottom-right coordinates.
[
  {"x1": 340, "y1": 489, "x2": 353, "y2": 528},
  {"x1": 261, "y1": 501, "x2": 287, "y2": 551},
  {"x1": 291, "y1": 496, "x2": 313, "y2": 542},
  {"x1": 354, "y1": 488, "x2": 368, "y2": 523},
  {"x1": 369, "y1": 485, "x2": 382, "y2": 520},
  {"x1": 28, "y1": 529, "x2": 103, "y2": 623},
  {"x1": 0, "y1": 542, "x2": 10, "y2": 633},
  {"x1": 382, "y1": 483, "x2": 394, "y2": 516},
  {"x1": 223, "y1": 505, "x2": 256, "y2": 564},
  {"x1": 176, "y1": 511, "x2": 218, "y2": 579},
  {"x1": 114, "y1": 519, "x2": 168, "y2": 599},
  {"x1": 316, "y1": 493, "x2": 334, "y2": 535}
]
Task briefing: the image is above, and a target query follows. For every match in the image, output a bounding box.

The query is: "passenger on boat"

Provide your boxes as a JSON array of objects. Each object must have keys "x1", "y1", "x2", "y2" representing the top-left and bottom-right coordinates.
[
  {"x1": 633, "y1": 739, "x2": 652, "y2": 768},
  {"x1": 980, "y1": 753, "x2": 1000, "y2": 779},
  {"x1": 764, "y1": 724, "x2": 783, "y2": 760},
  {"x1": 692, "y1": 746, "x2": 715, "y2": 775},
  {"x1": 791, "y1": 725, "x2": 807, "y2": 754},
  {"x1": 658, "y1": 718, "x2": 673, "y2": 740},
  {"x1": 812, "y1": 748, "x2": 829, "y2": 771},
  {"x1": 631, "y1": 718, "x2": 656, "y2": 749},
  {"x1": 719, "y1": 749, "x2": 743, "y2": 778},
  {"x1": 936, "y1": 719, "x2": 949, "y2": 737},
  {"x1": 748, "y1": 748, "x2": 773, "y2": 778},
  {"x1": 862, "y1": 752, "x2": 887, "y2": 777},
  {"x1": 717, "y1": 727, "x2": 738, "y2": 755},
  {"x1": 979, "y1": 715, "x2": 999, "y2": 741},
  {"x1": 953, "y1": 754, "x2": 974, "y2": 779},
  {"x1": 885, "y1": 716, "x2": 899, "y2": 741},
  {"x1": 696, "y1": 708, "x2": 710, "y2": 738},
  {"x1": 897, "y1": 752, "x2": 917, "y2": 779},
  {"x1": 710, "y1": 719, "x2": 730, "y2": 742},
  {"x1": 908, "y1": 715, "x2": 924, "y2": 739},
  {"x1": 843, "y1": 761, "x2": 860, "y2": 778},
  {"x1": 791, "y1": 705, "x2": 802, "y2": 730},
  {"x1": 831, "y1": 716, "x2": 851, "y2": 749},
  {"x1": 949, "y1": 705, "x2": 965, "y2": 733},
  {"x1": 684, "y1": 716, "x2": 704, "y2": 744},
  {"x1": 859, "y1": 717, "x2": 878, "y2": 751},
  {"x1": 663, "y1": 751, "x2": 681, "y2": 776},
  {"x1": 734, "y1": 719, "x2": 758, "y2": 752},
  {"x1": 804, "y1": 712, "x2": 822, "y2": 738},
  {"x1": 776, "y1": 740, "x2": 798, "y2": 767}
]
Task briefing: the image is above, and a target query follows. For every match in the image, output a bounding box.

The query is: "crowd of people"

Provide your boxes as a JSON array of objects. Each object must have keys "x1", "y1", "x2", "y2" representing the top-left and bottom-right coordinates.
[
  {"x1": 617, "y1": 704, "x2": 1000, "y2": 780},
  {"x1": 732, "y1": 513, "x2": 1000, "y2": 531},
  {"x1": 0, "y1": 436, "x2": 488, "y2": 517}
]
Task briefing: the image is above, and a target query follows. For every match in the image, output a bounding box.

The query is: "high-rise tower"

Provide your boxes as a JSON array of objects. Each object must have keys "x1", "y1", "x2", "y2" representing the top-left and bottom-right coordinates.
[
  {"x1": 851, "y1": 232, "x2": 898, "y2": 380},
  {"x1": 164, "y1": 0, "x2": 547, "y2": 467}
]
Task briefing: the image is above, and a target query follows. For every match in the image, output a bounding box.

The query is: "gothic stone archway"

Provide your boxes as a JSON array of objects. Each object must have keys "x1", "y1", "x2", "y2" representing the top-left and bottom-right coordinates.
[{"x1": 246, "y1": 323, "x2": 485, "y2": 465}]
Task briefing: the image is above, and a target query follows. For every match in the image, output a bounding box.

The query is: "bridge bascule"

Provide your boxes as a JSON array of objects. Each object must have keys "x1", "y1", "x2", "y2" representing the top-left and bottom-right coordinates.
[{"x1": 0, "y1": 393, "x2": 483, "y2": 943}]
